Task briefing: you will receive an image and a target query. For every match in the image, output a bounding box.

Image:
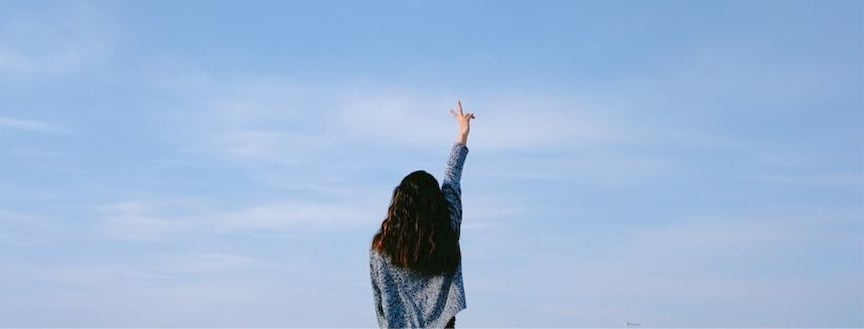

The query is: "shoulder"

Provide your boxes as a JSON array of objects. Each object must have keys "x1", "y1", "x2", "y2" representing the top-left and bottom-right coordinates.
[
  {"x1": 369, "y1": 249, "x2": 380, "y2": 260},
  {"x1": 369, "y1": 249, "x2": 391, "y2": 269},
  {"x1": 370, "y1": 249, "x2": 383, "y2": 264}
]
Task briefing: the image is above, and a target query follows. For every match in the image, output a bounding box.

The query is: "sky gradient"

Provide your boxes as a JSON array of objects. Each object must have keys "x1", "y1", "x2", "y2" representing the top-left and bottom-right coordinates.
[{"x1": 1, "y1": 0, "x2": 863, "y2": 327}]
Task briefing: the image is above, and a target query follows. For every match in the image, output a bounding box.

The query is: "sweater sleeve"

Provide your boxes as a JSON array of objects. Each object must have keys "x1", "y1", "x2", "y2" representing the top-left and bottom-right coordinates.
[
  {"x1": 370, "y1": 253, "x2": 387, "y2": 327},
  {"x1": 442, "y1": 143, "x2": 469, "y2": 235}
]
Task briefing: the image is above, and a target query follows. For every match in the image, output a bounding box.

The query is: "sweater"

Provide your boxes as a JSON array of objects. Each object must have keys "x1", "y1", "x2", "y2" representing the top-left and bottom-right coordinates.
[{"x1": 370, "y1": 143, "x2": 469, "y2": 328}]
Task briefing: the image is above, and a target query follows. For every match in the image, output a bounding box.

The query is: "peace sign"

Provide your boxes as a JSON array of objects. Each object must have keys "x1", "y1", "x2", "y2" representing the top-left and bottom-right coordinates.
[{"x1": 449, "y1": 100, "x2": 476, "y2": 145}]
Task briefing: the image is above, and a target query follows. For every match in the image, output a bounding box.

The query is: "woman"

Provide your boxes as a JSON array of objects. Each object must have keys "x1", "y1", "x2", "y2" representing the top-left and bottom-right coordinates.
[{"x1": 370, "y1": 100, "x2": 476, "y2": 328}]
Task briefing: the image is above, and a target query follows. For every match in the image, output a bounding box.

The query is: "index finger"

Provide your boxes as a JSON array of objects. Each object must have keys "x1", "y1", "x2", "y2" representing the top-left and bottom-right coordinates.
[{"x1": 457, "y1": 100, "x2": 463, "y2": 115}]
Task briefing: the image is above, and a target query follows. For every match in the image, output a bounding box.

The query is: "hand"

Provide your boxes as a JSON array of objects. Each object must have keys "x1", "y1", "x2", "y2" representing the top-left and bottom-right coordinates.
[{"x1": 449, "y1": 100, "x2": 476, "y2": 145}]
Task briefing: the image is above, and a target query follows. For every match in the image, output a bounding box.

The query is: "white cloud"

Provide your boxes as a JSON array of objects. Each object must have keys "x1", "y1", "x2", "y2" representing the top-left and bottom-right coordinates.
[
  {"x1": 95, "y1": 200, "x2": 197, "y2": 241},
  {"x1": 757, "y1": 151, "x2": 813, "y2": 168},
  {"x1": 0, "y1": 209, "x2": 70, "y2": 246},
  {"x1": 0, "y1": 209, "x2": 39, "y2": 222},
  {"x1": 154, "y1": 252, "x2": 263, "y2": 275},
  {"x1": 94, "y1": 197, "x2": 385, "y2": 241},
  {"x1": 0, "y1": 117, "x2": 65, "y2": 133},
  {"x1": 160, "y1": 75, "x2": 635, "y2": 164},
  {"x1": 471, "y1": 151, "x2": 679, "y2": 189},
  {"x1": 210, "y1": 201, "x2": 379, "y2": 232},
  {"x1": 750, "y1": 172, "x2": 864, "y2": 186},
  {"x1": 461, "y1": 94, "x2": 624, "y2": 152},
  {"x1": 0, "y1": 2, "x2": 114, "y2": 76},
  {"x1": 331, "y1": 89, "x2": 454, "y2": 149}
]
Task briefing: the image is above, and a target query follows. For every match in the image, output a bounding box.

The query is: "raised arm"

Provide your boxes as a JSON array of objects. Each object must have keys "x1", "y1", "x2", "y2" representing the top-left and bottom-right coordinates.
[{"x1": 443, "y1": 100, "x2": 475, "y2": 234}]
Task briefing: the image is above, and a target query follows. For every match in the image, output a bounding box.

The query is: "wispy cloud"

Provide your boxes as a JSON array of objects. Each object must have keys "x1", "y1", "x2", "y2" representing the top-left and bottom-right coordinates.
[
  {"x1": 0, "y1": 2, "x2": 114, "y2": 76},
  {"x1": 95, "y1": 200, "x2": 197, "y2": 241},
  {"x1": 749, "y1": 172, "x2": 864, "y2": 186},
  {"x1": 0, "y1": 209, "x2": 70, "y2": 246},
  {"x1": 159, "y1": 74, "x2": 634, "y2": 162},
  {"x1": 0, "y1": 117, "x2": 65, "y2": 133},
  {"x1": 94, "y1": 198, "x2": 384, "y2": 241}
]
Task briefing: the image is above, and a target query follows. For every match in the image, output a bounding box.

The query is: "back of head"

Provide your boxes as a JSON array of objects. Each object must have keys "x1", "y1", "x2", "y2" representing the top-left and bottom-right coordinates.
[{"x1": 372, "y1": 170, "x2": 461, "y2": 275}]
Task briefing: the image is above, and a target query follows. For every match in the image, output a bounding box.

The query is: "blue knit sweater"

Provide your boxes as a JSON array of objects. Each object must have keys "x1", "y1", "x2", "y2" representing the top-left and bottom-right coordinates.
[{"x1": 370, "y1": 143, "x2": 469, "y2": 328}]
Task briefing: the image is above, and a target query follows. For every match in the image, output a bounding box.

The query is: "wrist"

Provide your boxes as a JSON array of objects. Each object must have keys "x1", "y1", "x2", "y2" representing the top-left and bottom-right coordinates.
[{"x1": 456, "y1": 132, "x2": 469, "y2": 145}]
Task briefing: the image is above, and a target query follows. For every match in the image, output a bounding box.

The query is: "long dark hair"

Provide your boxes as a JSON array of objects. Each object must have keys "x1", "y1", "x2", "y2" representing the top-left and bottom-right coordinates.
[{"x1": 372, "y1": 170, "x2": 461, "y2": 275}]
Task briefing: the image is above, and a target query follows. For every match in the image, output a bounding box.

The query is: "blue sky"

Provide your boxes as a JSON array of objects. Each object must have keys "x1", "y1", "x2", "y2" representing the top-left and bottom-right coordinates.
[{"x1": 1, "y1": 0, "x2": 862, "y2": 327}]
